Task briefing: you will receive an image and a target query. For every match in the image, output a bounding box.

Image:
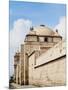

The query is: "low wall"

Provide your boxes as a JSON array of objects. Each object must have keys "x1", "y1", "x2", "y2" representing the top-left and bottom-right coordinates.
[{"x1": 29, "y1": 41, "x2": 66, "y2": 86}]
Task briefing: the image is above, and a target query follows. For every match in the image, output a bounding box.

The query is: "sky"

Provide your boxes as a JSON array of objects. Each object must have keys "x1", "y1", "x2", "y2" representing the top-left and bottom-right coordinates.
[
  {"x1": 9, "y1": 1, "x2": 66, "y2": 29},
  {"x1": 9, "y1": 1, "x2": 66, "y2": 76}
]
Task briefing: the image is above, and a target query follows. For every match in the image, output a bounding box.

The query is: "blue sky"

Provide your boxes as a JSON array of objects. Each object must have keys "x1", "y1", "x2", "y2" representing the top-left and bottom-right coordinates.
[{"x1": 9, "y1": 1, "x2": 66, "y2": 30}]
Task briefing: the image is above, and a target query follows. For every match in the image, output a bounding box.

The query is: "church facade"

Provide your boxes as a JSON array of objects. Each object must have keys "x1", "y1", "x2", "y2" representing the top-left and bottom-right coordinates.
[{"x1": 13, "y1": 25, "x2": 66, "y2": 86}]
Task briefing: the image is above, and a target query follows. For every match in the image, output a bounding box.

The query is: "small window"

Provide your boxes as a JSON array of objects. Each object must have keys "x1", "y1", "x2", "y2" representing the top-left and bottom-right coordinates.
[{"x1": 44, "y1": 37, "x2": 48, "y2": 42}]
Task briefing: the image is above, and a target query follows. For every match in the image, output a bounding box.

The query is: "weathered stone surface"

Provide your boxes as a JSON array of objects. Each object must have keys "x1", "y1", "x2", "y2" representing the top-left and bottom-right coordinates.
[
  {"x1": 29, "y1": 41, "x2": 66, "y2": 86},
  {"x1": 13, "y1": 25, "x2": 65, "y2": 87}
]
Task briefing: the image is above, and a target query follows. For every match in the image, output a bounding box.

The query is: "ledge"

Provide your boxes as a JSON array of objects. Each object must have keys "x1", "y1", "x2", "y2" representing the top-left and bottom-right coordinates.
[
  {"x1": 26, "y1": 34, "x2": 62, "y2": 38},
  {"x1": 34, "y1": 54, "x2": 66, "y2": 69}
]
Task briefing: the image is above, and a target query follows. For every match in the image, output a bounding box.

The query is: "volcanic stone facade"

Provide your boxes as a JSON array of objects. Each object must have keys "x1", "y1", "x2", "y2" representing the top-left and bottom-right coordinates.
[{"x1": 14, "y1": 25, "x2": 66, "y2": 86}]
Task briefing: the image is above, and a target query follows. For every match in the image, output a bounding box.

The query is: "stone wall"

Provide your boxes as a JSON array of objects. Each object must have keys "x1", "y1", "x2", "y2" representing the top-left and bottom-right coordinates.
[
  {"x1": 19, "y1": 45, "x2": 24, "y2": 85},
  {"x1": 14, "y1": 36, "x2": 63, "y2": 85},
  {"x1": 16, "y1": 64, "x2": 19, "y2": 84},
  {"x1": 29, "y1": 41, "x2": 66, "y2": 86},
  {"x1": 14, "y1": 52, "x2": 20, "y2": 84}
]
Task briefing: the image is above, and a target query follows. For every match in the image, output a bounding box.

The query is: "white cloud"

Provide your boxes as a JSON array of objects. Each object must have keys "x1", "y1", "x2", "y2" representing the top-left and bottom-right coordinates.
[
  {"x1": 54, "y1": 16, "x2": 66, "y2": 40},
  {"x1": 9, "y1": 19, "x2": 32, "y2": 76},
  {"x1": 10, "y1": 19, "x2": 32, "y2": 47}
]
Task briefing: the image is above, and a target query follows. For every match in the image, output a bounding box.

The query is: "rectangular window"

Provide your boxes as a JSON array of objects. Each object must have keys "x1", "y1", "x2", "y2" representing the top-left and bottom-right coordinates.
[{"x1": 44, "y1": 37, "x2": 48, "y2": 42}]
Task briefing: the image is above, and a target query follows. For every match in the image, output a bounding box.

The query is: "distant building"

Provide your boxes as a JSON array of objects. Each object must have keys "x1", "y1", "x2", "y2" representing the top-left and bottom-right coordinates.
[{"x1": 14, "y1": 25, "x2": 66, "y2": 86}]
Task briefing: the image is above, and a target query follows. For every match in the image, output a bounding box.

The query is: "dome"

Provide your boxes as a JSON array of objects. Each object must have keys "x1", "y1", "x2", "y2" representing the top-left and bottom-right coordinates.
[
  {"x1": 28, "y1": 30, "x2": 36, "y2": 35},
  {"x1": 27, "y1": 25, "x2": 61, "y2": 37},
  {"x1": 33, "y1": 25, "x2": 54, "y2": 36}
]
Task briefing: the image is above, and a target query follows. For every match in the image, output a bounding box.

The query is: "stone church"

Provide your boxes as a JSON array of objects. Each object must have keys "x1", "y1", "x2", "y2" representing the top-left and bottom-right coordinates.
[{"x1": 14, "y1": 25, "x2": 66, "y2": 86}]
